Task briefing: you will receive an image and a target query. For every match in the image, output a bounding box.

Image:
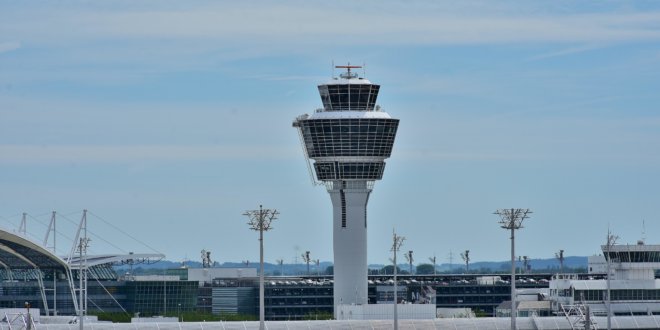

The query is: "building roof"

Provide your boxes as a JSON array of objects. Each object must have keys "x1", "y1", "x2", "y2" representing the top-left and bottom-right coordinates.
[
  {"x1": 518, "y1": 300, "x2": 552, "y2": 310},
  {"x1": 0, "y1": 227, "x2": 69, "y2": 270},
  {"x1": 68, "y1": 253, "x2": 165, "y2": 269},
  {"x1": 569, "y1": 279, "x2": 660, "y2": 290}
]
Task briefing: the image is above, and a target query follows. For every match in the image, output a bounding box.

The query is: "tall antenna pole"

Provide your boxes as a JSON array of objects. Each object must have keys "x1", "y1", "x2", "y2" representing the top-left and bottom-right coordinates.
[
  {"x1": 77, "y1": 235, "x2": 90, "y2": 330},
  {"x1": 244, "y1": 205, "x2": 279, "y2": 330},
  {"x1": 391, "y1": 230, "x2": 405, "y2": 330},
  {"x1": 448, "y1": 250, "x2": 454, "y2": 273},
  {"x1": 642, "y1": 220, "x2": 646, "y2": 244},
  {"x1": 605, "y1": 228, "x2": 618, "y2": 330},
  {"x1": 495, "y1": 208, "x2": 532, "y2": 330}
]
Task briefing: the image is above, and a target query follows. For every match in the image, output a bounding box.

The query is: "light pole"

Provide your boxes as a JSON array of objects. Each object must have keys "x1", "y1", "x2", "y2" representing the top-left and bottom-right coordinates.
[
  {"x1": 276, "y1": 259, "x2": 284, "y2": 276},
  {"x1": 77, "y1": 237, "x2": 90, "y2": 330},
  {"x1": 391, "y1": 230, "x2": 405, "y2": 330},
  {"x1": 555, "y1": 249, "x2": 565, "y2": 274},
  {"x1": 404, "y1": 250, "x2": 414, "y2": 275},
  {"x1": 605, "y1": 229, "x2": 618, "y2": 330},
  {"x1": 429, "y1": 255, "x2": 436, "y2": 276},
  {"x1": 460, "y1": 250, "x2": 470, "y2": 273},
  {"x1": 495, "y1": 208, "x2": 531, "y2": 330},
  {"x1": 25, "y1": 302, "x2": 31, "y2": 330},
  {"x1": 244, "y1": 205, "x2": 279, "y2": 330},
  {"x1": 302, "y1": 251, "x2": 311, "y2": 275}
]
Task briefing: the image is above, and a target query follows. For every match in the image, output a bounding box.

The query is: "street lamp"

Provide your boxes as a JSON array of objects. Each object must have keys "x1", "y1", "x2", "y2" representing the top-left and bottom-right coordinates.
[
  {"x1": 428, "y1": 255, "x2": 437, "y2": 276},
  {"x1": 555, "y1": 250, "x2": 565, "y2": 274},
  {"x1": 302, "y1": 251, "x2": 311, "y2": 275},
  {"x1": 460, "y1": 250, "x2": 470, "y2": 273},
  {"x1": 244, "y1": 205, "x2": 279, "y2": 330},
  {"x1": 495, "y1": 208, "x2": 531, "y2": 330},
  {"x1": 391, "y1": 230, "x2": 405, "y2": 330},
  {"x1": 77, "y1": 236, "x2": 90, "y2": 330},
  {"x1": 404, "y1": 250, "x2": 414, "y2": 275}
]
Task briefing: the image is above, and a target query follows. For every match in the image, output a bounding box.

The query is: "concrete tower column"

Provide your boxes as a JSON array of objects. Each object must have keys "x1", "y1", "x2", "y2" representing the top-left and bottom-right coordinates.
[{"x1": 328, "y1": 180, "x2": 371, "y2": 307}]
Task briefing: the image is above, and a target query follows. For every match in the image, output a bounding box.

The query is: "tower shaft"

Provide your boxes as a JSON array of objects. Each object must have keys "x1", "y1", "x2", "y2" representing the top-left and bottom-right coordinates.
[{"x1": 328, "y1": 180, "x2": 371, "y2": 306}]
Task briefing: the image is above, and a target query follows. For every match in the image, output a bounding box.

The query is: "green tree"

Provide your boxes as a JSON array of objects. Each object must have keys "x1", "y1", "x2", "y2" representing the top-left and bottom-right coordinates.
[
  {"x1": 415, "y1": 263, "x2": 435, "y2": 274},
  {"x1": 380, "y1": 265, "x2": 404, "y2": 274}
]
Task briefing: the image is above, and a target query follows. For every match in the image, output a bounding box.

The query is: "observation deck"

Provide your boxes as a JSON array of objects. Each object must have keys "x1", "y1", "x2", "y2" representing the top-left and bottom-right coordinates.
[{"x1": 293, "y1": 65, "x2": 399, "y2": 182}]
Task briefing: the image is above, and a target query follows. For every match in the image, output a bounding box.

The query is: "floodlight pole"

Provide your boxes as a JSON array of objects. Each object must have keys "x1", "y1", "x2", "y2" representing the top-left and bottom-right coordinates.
[
  {"x1": 555, "y1": 250, "x2": 565, "y2": 274},
  {"x1": 244, "y1": 205, "x2": 279, "y2": 330},
  {"x1": 429, "y1": 255, "x2": 437, "y2": 276},
  {"x1": 495, "y1": 208, "x2": 531, "y2": 330},
  {"x1": 391, "y1": 230, "x2": 405, "y2": 330},
  {"x1": 302, "y1": 251, "x2": 311, "y2": 275},
  {"x1": 77, "y1": 237, "x2": 90, "y2": 330}
]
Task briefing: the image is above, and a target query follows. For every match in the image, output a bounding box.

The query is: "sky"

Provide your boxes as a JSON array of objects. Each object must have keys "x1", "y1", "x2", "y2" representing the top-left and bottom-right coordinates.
[{"x1": 1, "y1": 0, "x2": 659, "y2": 266}]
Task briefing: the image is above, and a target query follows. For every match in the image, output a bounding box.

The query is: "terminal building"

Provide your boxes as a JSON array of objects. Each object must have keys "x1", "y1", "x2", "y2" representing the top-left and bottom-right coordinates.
[
  {"x1": 6, "y1": 223, "x2": 660, "y2": 326},
  {"x1": 0, "y1": 223, "x2": 555, "y2": 320}
]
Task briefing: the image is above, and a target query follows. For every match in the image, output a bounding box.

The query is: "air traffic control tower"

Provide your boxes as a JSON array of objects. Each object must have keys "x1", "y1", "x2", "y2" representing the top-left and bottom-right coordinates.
[{"x1": 293, "y1": 65, "x2": 399, "y2": 310}]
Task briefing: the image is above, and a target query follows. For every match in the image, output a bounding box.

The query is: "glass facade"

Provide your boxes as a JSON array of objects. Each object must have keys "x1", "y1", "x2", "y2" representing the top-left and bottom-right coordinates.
[
  {"x1": 299, "y1": 119, "x2": 399, "y2": 158},
  {"x1": 575, "y1": 289, "x2": 660, "y2": 301},
  {"x1": 318, "y1": 84, "x2": 380, "y2": 111},
  {"x1": 124, "y1": 280, "x2": 198, "y2": 316},
  {"x1": 605, "y1": 251, "x2": 660, "y2": 263},
  {"x1": 264, "y1": 284, "x2": 335, "y2": 320},
  {"x1": 314, "y1": 162, "x2": 385, "y2": 180}
]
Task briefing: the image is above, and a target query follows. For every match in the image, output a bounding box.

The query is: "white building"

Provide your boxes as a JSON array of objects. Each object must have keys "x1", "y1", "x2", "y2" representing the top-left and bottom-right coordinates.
[{"x1": 549, "y1": 241, "x2": 660, "y2": 316}]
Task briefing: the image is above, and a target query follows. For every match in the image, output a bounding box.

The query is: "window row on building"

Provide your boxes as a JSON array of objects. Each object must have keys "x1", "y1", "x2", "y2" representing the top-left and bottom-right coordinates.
[
  {"x1": 314, "y1": 162, "x2": 385, "y2": 180},
  {"x1": 575, "y1": 289, "x2": 660, "y2": 302},
  {"x1": 605, "y1": 251, "x2": 660, "y2": 263},
  {"x1": 318, "y1": 84, "x2": 380, "y2": 111}
]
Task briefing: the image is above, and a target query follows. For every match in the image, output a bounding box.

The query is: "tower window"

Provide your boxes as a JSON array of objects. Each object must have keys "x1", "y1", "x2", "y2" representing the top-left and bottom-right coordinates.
[{"x1": 340, "y1": 189, "x2": 346, "y2": 228}]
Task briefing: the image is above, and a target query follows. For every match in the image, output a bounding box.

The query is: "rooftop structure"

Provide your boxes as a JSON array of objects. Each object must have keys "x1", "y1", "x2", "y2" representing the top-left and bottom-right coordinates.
[{"x1": 293, "y1": 65, "x2": 399, "y2": 313}]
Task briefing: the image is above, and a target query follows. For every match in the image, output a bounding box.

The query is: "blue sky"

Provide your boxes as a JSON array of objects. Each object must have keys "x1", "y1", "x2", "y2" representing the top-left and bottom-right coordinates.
[{"x1": 1, "y1": 1, "x2": 659, "y2": 266}]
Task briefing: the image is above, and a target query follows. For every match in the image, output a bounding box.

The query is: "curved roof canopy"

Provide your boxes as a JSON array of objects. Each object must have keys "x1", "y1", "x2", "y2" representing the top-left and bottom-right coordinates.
[
  {"x1": 68, "y1": 253, "x2": 165, "y2": 268},
  {"x1": 0, "y1": 228, "x2": 69, "y2": 270}
]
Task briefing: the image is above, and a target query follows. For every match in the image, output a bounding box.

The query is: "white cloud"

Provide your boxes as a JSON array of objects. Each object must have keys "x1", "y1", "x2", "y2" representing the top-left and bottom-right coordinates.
[
  {"x1": 527, "y1": 43, "x2": 607, "y2": 61},
  {"x1": 3, "y1": 2, "x2": 660, "y2": 47},
  {"x1": 0, "y1": 145, "x2": 299, "y2": 164}
]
